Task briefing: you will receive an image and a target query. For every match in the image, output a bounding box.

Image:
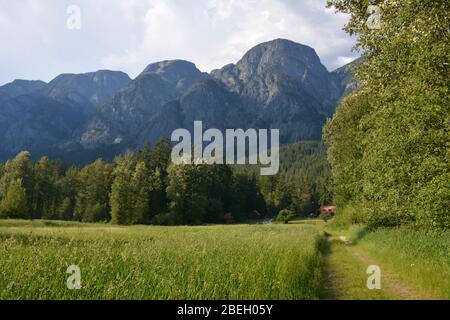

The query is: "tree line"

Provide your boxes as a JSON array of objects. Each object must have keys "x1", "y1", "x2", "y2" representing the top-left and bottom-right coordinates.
[{"x1": 0, "y1": 139, "x2": 331, "y2": 225}]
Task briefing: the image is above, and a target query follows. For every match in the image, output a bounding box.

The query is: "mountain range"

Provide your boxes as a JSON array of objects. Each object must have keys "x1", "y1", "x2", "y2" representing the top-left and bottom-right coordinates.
[{"x1": 0, "y1": 39, "x2": 359, "y2": 164}]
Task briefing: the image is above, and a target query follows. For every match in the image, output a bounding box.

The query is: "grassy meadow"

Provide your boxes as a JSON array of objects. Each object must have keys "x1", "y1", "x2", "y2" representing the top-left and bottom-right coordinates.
[{"x1": 0, "y1": 220, "x2": 325, "y2": 300}]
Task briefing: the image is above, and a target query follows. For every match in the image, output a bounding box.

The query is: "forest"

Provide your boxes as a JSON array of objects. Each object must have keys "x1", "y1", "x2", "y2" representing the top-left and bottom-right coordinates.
[{"x1": 0, "y1": 140, "x2": 331, "y2": 225}]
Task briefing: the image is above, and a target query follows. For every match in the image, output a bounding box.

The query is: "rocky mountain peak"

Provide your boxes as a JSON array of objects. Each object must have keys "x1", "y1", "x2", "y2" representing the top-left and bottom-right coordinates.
[
  {"x1": 236, "y1": 39, "x2": 325, "y2": 80},
  {"x1": 212, "y1": 39, "x2": 341, "y2": 116},
  {"x1": 140, "y1": 60, "x2": 207, "y2": 94}
]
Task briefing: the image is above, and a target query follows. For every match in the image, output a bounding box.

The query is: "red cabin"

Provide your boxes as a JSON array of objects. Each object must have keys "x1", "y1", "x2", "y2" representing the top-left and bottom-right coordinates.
[{"x1": 320, "y1": 205, "x2": 336, "y2": 215}]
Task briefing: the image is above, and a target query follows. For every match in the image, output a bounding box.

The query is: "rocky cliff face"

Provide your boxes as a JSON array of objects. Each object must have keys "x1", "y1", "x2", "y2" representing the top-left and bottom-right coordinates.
[
  {"x1": 332, "y1": 57, "x2": 362, "y2": 98},
  {"x1": 0, "y1": 39, "x2": 357, "y2": 163}
]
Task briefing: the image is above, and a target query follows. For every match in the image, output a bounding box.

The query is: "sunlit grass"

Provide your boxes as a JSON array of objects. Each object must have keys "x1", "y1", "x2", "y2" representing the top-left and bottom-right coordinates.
[
  {"x1": 0, "y1": 220, "x2": 325, "y2": 300},
  {"x1": 357, "y1": 227, "x2": 450, "y2": 299},
  {"x1": 324, "y1": 222, "x2": 450, "y2": 299}
]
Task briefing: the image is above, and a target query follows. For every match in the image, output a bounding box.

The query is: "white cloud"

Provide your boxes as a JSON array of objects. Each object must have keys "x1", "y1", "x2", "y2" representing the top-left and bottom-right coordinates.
[
  {"x1": 337, "y1": 56, "x2": 358, "y2": 66},
  {"x1": 0, "y1": 0, "x2": 358, "y2": 85}
]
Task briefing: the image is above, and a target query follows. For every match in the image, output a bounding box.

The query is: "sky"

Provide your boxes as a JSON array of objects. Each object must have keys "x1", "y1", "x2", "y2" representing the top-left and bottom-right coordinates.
[{"x1": 0, "y1": 0, "x2": 359, "y2": 86}]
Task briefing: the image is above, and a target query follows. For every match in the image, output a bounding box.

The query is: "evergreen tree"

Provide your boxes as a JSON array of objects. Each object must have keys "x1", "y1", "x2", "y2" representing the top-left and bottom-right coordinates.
[
  {"x1": 75, "y1": 159, "x2": 113, "y2": 222},
  {"x1": 58, "y1": 197, "x2": 74, "y2": 221},
  {"x1": 33, "y1": 157, "x2": 59, "y2": 219},
  {"x1": 130, "y1": 161, "x2": 150, "y2": 224},
  {"x1": 110, "y1": 152, "x2": 135, "y2": 225}
]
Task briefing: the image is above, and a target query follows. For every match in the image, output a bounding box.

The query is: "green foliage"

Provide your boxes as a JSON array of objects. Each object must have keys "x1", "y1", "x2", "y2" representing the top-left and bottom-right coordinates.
[
  {"x1": 319, "y1": 211, "x2": 333, "y2": 223},
  {"x1": 0, "y1": 151, "x2": 34, "y2": 210},
  {"x1": 325, "y1": 0, "x2": 450, "y2": 229},
  {"x1": 58, "y1": 197, "x2": 74, "y2": 221},
  {"x1": 32, "y1": 157, "x2": 61, "y2": 220},
  {"x1": 258, "y1": 141, "x2": 332, "y2": 218},
  {"x1": 329, "y1": 205, "x2": 367, "y2": 229},
  {"x1": 110, "y1": 152, "x2": 136, "y2": 225},
  {"x1": 75, "y1": 159, "x2": 113, "y2": 222},
  {"x1": 276, "y1": 209, "x2": 297, "y2": 224},
  {"x1": 0, "y1": 179, "x2": 28, "y2": 218}
]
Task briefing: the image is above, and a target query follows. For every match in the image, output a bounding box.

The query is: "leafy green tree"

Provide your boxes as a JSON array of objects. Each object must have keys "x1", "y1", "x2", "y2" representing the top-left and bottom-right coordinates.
[
  {"x1": 0, "y1": 151, "x2": 34, "y2": 217},
  {"x1": 325, "y1": 0, "x2": 449, "y2": 229},
  {"x1": 0, "y1": 179, "x2": 28, "y2": 218}
]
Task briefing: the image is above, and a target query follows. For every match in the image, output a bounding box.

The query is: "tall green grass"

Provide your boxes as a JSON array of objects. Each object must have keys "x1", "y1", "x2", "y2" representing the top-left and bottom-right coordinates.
[
  {"x1": 357, "y1": 227, "x2": 450, "y2": 299},
  {"x1": 0, "y1": 220, "x2": 325, "y2": 300},
  {"x1": 325, "y1": 220, "x2": 450, "y2": 299}
]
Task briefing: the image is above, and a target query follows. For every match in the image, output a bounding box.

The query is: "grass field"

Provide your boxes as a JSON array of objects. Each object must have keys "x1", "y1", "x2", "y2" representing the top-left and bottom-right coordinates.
[{"x1": 0, "y1": 220, "x2": 325, "y2": 300}]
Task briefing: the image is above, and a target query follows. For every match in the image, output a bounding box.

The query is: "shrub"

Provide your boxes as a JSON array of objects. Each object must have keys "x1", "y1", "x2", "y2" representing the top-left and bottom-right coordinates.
[
  {"x1": 319, "y1": 211, "x2": 333, "y2": 223},
  {"x1": 276, "y1": 209, "x2": 296, "y2": 224}
]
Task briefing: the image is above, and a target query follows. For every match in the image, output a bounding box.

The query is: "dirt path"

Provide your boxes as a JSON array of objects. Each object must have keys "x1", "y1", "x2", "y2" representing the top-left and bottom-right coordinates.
[{"x1": 322, "y1": 234, "x2": 436, "y2": 300}]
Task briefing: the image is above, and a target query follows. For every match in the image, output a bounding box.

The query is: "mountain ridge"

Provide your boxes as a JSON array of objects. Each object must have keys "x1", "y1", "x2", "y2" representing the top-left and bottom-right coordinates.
[{"x1": 0, "y1": 39, "x2": 358, "y2": 163}]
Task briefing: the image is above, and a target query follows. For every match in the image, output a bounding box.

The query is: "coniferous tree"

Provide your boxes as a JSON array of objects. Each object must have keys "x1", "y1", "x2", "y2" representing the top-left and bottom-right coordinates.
[
  {"x1": 75, "y1": 159, "x2": 113, "y2": 222},
  {"x1": 131, "y1": 161, "x2": 150, "y2": 224},
  {"x1": 110, "y1": 152, "x2": 135, "y2": 225},
  {"x1": 33, "y1": 157, "x2": 59, "y2": 219}
]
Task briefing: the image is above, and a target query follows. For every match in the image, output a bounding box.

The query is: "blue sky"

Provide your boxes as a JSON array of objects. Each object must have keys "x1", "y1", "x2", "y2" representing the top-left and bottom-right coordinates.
[{"x1": 0, "y1": 0, "x2": 359, "y2": 85}]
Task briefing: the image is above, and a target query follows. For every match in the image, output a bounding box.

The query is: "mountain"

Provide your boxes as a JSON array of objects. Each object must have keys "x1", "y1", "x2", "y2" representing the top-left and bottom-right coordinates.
[
  {"x1": 80, "y1": 60, "x2": 207, "y2": 149},
  {"x1": 133, "y1": 39, "x2": 345, "y2": 146},
  {"x1": 0, "y1": 79, "x2": 47, "y2": 103},
  {"x1": 0, "y1": 70, "x2": 131, "y2": 161},
  {"x1": 0, "y1": 39, "x2": 358, "y2": 163}
]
